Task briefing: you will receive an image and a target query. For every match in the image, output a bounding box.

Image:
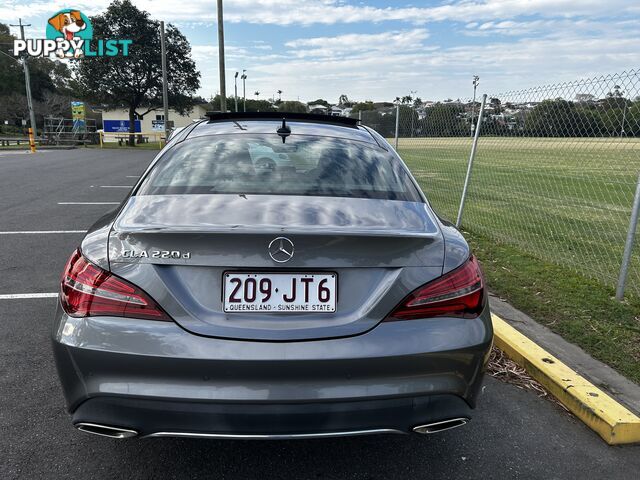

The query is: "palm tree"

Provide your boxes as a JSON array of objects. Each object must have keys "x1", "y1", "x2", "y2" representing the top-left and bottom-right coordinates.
[
  {"x1": 277, "y1": 90, "x2": 283, "y2": 102},
  {"x1": 254, "y1": 91, "x2": 260, "y2": 99}
]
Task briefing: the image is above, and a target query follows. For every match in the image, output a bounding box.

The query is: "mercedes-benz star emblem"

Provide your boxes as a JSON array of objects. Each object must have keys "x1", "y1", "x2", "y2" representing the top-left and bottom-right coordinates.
[{"x1": 268, "y1": 237, "x2": 294, "y2": 263}]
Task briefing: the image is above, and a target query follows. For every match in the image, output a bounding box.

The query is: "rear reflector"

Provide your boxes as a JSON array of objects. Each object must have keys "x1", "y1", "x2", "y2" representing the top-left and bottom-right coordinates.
[
  {"x1": 385, "y1": 255, "x2": 485, "y2": 321},
  {"x1": 60, "y1": 249, "x2": 171, "y2": 321}
]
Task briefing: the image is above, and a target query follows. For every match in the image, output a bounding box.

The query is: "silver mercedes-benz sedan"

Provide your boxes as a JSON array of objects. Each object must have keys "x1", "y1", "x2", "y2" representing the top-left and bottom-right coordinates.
[{"x1": 52, "y1": 112, "x2": 492, "y2": 440}]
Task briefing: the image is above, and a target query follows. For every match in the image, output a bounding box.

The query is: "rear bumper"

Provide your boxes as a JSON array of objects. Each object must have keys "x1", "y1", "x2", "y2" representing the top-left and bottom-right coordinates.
[
  {"x1": 52, "y1": 302, "x2": 492, "y2": 437},
  {"x1": 72, "y1": 394, "x2": 473, "y2": 438}
]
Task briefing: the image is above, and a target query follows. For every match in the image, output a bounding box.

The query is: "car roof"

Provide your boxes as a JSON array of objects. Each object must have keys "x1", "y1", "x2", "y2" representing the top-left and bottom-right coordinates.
[{"x1": 183, "y1": 112, "x2": 381, "y2": 146}]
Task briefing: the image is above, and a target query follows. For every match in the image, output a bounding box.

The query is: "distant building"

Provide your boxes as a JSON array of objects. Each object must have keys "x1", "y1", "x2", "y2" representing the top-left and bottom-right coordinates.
[{"x1": 100, "y1": 105, "x2": 208, "y2": 140}]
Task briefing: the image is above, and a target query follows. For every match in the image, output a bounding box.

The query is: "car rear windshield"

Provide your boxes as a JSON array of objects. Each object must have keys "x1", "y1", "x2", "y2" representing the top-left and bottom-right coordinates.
[{"x1": 135, "y1": 134, "x2": 422, "y2": 202}]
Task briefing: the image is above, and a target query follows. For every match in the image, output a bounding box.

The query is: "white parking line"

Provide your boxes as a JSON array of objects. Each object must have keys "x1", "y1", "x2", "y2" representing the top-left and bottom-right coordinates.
[
  {"x1": 126, "y1": 175, "x2": 140, "y2": 178},
  {"x1": 0, "y1": 230, "x2": 85, "y2": 235},
  {"x1": 100, "y1": 185, "x2": 133, "y2": 188},
  {"x1": 0, "y1": 293, "x2": 57, "y2": 299},
  {"x1": 58, "y1": 202, "x2": 119, "y2": 205}
]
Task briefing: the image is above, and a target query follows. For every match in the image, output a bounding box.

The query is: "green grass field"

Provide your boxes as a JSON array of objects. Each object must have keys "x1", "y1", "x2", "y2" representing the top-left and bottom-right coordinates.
[
  {"x1": 398, "y1": 137, "x2": 640, "y2": 295},
  {"x1": 399, "y1": 136, "x2": 640, "y2": 383}
]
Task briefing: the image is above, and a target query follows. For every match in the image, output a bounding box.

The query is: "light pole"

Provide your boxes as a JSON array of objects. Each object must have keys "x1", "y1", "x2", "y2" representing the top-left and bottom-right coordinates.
[
  {"x1": 241, "y1": 70, "x2": 247, "y2": 112},
  {"x1": 620, "y1": 89, "x2": 628, "y2": 138},
  {"x1": 471, "y1": 75, "x2": 479, "y2": 137},
  {"x1": 410, "y1": 89, "x2": 417, "y2": 137},
  {"x1": 216, "y1": 0, "x2": 227, "y2": 112},
  {"x1": 234, "y1": 71, "x2": 239, "y2": 112},
  {"x1": 10, "y1": 19, "x2": 37, "y2": 142},
  {"x1": 159, "y1": 21, "x2": 170, "y2": 142}
]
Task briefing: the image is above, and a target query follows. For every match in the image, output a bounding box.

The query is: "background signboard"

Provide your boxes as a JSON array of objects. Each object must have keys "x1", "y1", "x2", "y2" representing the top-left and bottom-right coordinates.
[
  {"x1": 71, "y1": 101, "x2": 86, "y2": 131},
  {"x1": 103, "y1": 120, "x2": 142, "y2": 133}
]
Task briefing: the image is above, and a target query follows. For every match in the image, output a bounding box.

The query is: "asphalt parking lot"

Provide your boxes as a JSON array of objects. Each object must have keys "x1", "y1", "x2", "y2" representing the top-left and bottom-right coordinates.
[{"x1": 1, "y1": 148, "x2": 639, "y2": 479}]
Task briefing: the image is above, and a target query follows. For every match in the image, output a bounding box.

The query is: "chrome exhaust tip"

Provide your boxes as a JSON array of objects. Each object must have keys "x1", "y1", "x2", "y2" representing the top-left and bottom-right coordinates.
[
  {"x1": 412, "y1": 418, "x2": 469, "y2": 434},
  {"x1": 75, "y1": 422, "x2": 138, "y2": 439}
]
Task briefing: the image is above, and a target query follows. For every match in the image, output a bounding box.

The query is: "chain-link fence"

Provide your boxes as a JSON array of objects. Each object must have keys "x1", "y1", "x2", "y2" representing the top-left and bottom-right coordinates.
[{"x1": 371, "y1": 70, "x2": 640, "y2": 298}]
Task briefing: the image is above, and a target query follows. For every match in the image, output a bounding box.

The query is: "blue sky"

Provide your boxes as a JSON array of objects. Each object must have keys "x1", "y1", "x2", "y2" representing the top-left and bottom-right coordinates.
[{"x1": 2, "y1": 1, "x2": 640, "y2": 103}]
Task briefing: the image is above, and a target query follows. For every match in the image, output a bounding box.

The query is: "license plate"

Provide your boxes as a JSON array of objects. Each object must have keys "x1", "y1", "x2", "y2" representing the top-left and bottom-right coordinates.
[{"x1": 223, "y1": 272, "x2": 337, "y2": 313}]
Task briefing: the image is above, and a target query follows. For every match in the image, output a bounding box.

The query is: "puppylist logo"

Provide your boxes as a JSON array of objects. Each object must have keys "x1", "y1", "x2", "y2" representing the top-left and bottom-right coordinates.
[{"x1": 13, "y1": 9, "x2": 131, "y2": 58}]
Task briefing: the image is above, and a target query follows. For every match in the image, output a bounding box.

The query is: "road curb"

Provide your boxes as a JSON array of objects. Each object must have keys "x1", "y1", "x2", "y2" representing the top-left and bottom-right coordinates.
[{"x1": 491, "y1": 314, "x2": 640, "y2": 445}]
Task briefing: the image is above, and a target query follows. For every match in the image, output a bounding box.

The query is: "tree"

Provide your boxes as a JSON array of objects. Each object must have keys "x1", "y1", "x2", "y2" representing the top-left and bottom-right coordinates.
[
  {"x1": 338, "y1": 94, "x2": 352, "y2": 107},
  {"x1": 398, "y1": 105, "x2": 418, "y2": 137},
  {"x1": 309, "y1": 98, "x2": 330, "y2": 108},
  {"x1": 601, "y1": 85, "x2": 630, "y2": 111},
  {"x1": 351, "y1": 101, "x2": 376, "y2": 113},
  {"x1": 489, "y1": 97, "x2": 502, "y2": 114},
  {"x1": 422, "y1": 103, "x2": 468, "y2": 137},
  {"x1": 0, "y1": 22, "x2": 76, "y2": 101},
  {"x1": 279, "y1": 101, "x2": 307, "y2": 113},
  {"x1": 0, "y1": 23, "x2": 24, "y2": 98},
  {"x1": 245, "y1": 99, "x2": 276, "y2": 112},
  {"x1": 0, "y1": 22, "x2": 84, "y2": 133},
  {"x1": 73, "y1": 0, "x2": 200, "y2": 145},
  {"x1": 524, "y1": 99, "x2": 602, "y2": 137},
  {"x1": 208, "y1": 95, "x2": 276, "y2": 113}
]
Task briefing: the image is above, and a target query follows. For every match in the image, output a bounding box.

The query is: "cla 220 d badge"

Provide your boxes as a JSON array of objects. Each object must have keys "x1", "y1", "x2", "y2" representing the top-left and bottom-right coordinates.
[
  {"x1": 268, "y1": 237, "x2": 294, "y2": 263},
  {"x1": 122, "y1": 249, "x2": 191, "y2": 259}
]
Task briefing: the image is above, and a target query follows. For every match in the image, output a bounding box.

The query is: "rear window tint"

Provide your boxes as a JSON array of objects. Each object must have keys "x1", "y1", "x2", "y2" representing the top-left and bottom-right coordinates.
[{"x1": 136, "y1": 134, "x2": 422, "y2": 202}]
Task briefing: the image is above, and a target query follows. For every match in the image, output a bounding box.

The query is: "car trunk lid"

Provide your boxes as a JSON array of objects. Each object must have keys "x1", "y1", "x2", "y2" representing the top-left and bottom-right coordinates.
[{"x1": 107, "y1": 194, "x2": 445, "y2": 340}]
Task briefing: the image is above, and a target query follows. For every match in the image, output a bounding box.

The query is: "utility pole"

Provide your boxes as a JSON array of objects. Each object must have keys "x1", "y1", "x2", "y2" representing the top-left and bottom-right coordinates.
[
  {"x1": 620, "y1": 90, "x2": 628, "y2": 138},
  {"x1": 410, "y1": 89, "x2": 417, "y2": 138},
  {"x1": 11, "y1": 19, "x2": 37, "y2": 140},
  {"x1": 471, "y1": 75, "x2": 479, "y2": 137},
  {"x1": 159, "y1": 21, "x2": 170, "y2": 142},
  {"x1": 234, "y1": 72, "x2": 239, "y2": 112},
  {"x1": 216, "y1": 0, "x2": 227, "y2": 112},
  {"x1": 241, "y1": 70, "x2": 247, "y2": 112}
]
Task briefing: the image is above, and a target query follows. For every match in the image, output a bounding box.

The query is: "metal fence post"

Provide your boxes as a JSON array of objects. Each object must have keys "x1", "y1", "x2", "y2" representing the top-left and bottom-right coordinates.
[
  {"x1": 456, "y1": 94, "x2": 487, "y2": 229},
  {"x1": 394, "y1": 104, "x2": 400, "y2": 150},
  {"x1": 616, "y1": 171, "x2": 640, "y2": 300}
]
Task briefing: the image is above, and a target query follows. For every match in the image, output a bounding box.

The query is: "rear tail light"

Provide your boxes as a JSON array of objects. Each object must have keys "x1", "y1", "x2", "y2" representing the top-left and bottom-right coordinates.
[
  {"x1": 60, "y1": 249, "x2": 172, "y2": 321},
  {"x1": 385, "y1": 255, "x2": 485, "y2": 321}
]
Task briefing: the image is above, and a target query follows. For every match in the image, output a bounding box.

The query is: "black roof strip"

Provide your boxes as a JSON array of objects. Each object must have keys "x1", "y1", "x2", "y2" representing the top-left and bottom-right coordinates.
[{"x1": 205, "y1": 111, "x2": 359, "y2": 128}]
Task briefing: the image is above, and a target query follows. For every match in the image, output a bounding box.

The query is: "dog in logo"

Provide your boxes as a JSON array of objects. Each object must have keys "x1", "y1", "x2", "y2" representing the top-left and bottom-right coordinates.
[{"x1": 47, "y1": 10, "x2": 86, "y2": 58}]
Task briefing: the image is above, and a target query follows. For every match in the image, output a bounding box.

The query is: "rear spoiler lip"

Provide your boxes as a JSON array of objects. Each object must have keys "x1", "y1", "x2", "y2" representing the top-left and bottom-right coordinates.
[
  {"x1": 110, "y1": 226, "x2": 439, "y2": 238},
  {"x1": 204, "y1": 111, "x2": 359, "y2": 128}
]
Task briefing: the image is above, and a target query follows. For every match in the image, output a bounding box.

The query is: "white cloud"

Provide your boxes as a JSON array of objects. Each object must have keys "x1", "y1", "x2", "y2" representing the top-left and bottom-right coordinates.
[
  {"x1": 221, "y1": 0, "x2": 637, "y2": 26},
  {"x1": 285, "y1": 29, "x2": 430, "y2": 58},
  {"x1": 4, "y1": 0, "x2": 637, "y2": 26},
  {"x1": 2, "y1": 1, "x2": 638, "y2": 103},
  {"x1": 244, "y1": 28, "x2": 640, "y2": 102}
]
